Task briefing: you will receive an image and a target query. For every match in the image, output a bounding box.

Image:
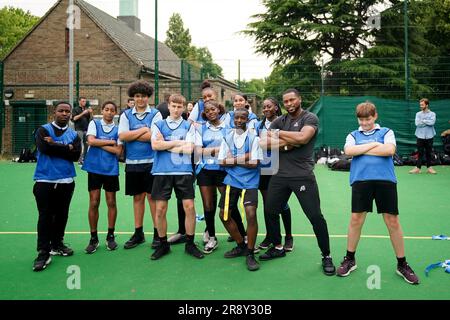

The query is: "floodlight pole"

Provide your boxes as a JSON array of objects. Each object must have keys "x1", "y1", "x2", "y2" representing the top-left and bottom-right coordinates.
[
  {"x1": 404, "y1": 0, "x2": 409, "y2": 100},
  {"x1": 154, "y1": 0, "x2": 159, "y2": 105},
  {"x1": 69, "y1": 0, "x2": 74, "y2": 107}
]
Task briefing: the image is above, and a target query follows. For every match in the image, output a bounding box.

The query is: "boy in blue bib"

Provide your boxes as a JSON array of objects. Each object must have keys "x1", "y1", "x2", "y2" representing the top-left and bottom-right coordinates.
[
  {"x1": 32, "y1": 102, "x2": 81, "y2": 271},
  {"x1": 336, "y1": 102, "x2": 419, "y2": 285},
  {"x1": 118, "y1": 81, "x2": 162, "y2": 250},
  {"x1": 82, "y1": 101, "x2": 122, "y2": 254},
  {"x1": 150, "y1": 94, "x2": 204, "y2": 260},
  {"x1": 218, "y1": 108, "x2": 263, "y2": 271}
]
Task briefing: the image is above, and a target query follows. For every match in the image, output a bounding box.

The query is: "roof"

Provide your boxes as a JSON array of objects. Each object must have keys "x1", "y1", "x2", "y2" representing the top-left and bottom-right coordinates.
[
  {"x1": 77, "y1": 0, "x2": 181, "y2": 79},
  {"x1": 2, "y1": 0, "x2": 181, "y2": 79}
]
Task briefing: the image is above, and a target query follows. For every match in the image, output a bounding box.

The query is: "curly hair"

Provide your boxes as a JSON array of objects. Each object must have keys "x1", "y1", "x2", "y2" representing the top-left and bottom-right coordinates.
[
  {"x1": 127, "y1": 80, "x2": 154, "y2": 98},
  {"x1": 201, "y1": 100, "x2": 226, "y2": 121}
]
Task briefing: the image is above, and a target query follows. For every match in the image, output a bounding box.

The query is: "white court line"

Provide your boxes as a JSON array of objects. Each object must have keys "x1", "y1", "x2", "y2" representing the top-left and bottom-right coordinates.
[{"x1": 0, "y1": 231, "x2": 437, "y2": 240}]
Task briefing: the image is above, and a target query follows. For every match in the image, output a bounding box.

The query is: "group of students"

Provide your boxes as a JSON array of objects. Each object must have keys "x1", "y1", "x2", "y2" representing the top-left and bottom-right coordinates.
[{"x1": 31, "y1": 80, "x2": 420, "y2": 285}]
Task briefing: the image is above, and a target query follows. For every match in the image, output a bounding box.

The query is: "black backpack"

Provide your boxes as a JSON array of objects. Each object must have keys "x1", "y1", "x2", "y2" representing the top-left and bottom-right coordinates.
[{"x1": 18, "y1": 148, "x2": 36, "y2": 163}]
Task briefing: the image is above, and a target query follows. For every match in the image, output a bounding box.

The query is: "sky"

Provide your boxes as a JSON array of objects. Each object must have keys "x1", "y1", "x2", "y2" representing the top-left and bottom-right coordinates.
[{"x1": 0, "y1": 0, "x2": 274, "y2": 81}]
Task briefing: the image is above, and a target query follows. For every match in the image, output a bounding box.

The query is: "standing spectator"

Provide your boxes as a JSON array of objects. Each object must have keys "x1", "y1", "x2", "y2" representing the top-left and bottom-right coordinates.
[
  {"x1": 32, "y1": 102, "x2": 81, "y2": 271},
  {"x1": 71, "y1": 97, "x2": 93, "y2": 164},
  {"x1": 409, "y1": 98, "x2": 437, "y2": 174},
  {"x1": 119, "y1": 98, "x2": 135, "y2": 118}
]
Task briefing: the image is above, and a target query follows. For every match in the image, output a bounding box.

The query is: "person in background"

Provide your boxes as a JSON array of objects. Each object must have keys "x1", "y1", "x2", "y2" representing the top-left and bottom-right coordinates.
[{"x1": 409, "y1": 98, "x2": 437, "y2": 174}]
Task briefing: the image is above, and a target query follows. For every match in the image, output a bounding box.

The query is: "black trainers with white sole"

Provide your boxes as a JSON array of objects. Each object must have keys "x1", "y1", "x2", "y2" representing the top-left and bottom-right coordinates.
[
  {"x1": 50, "y1": 243, "x2": 74, "y2": 256},
  {"x1": 33, "y1": 250, "x2": 52, "y2": 271},
  {"x1": 85, "y1": 238, "x2": 99, "y2": 254}
]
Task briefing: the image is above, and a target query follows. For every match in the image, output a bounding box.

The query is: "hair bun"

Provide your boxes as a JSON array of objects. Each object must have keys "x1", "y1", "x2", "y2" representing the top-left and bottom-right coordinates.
[{"x1": 200, "y1": 80, "x2": 211, "y2": 90}]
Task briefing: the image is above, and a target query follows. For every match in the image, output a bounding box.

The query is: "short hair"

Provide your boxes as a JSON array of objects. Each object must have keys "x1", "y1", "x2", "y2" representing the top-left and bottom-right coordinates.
[
  {"x1": 54, "y1": 101, "x2": 72, "y2": 109},
  {"x1": 282, "y1": 88, "x2": 301, "y2": 98},
  {"x1": 356, "y1": 101, "x2": 377, "y2": 118},
  {"x1": 420, "y1": 98, "x2": 429, "y2": 106},
  {"x1": 127, "y1": 80, "x2": 154, "y2": 98},
  {"x1": 78, "y1": 96, "x2": 87, "y2": 101},
  {"x1": 201, "y1": 100, "x2": 226, "y2": 120},
  {"x1": 102, "y1": 100, "x2": 117, "y2": 111},
  {"x1": 233, "y1": 107, "x2": 249, "y2": 119},
  {"x1": 169, "y1": 93, "x2": 186, "y2": 105},
  {"x1": 127, "y1": 98, "x2": 134, "y2": 103}
]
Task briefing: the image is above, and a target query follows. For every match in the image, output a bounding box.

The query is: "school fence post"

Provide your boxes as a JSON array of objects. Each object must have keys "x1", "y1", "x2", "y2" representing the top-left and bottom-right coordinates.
[{"x1": 0, "y1": 61, "x2": 3, "y2": 154}]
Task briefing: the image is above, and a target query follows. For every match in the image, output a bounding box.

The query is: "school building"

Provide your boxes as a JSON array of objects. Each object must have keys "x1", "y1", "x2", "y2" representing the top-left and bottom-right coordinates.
[{"x1": 0, "y1": 0, "x2": 240, "y2": 156}]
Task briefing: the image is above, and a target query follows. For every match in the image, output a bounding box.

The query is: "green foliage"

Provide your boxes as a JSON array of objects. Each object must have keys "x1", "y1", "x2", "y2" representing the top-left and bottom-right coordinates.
[
  {"x1": 188, "y1": 46, "x2": 223, "y2": 78},
  {"x1": 165, "y1": 13, "x2": 192, "y2": 59},
  {"x1": 238, "y1": 79, "x2": 265, "y2": 97},
  {"x1": 165, "y1": 13, "x2": 223, "y2": 78},
  {"x1": 0, "y1": 6, "x2": 39, "y2": 59},
  {"x1": 244, "y1": 0, "x2": 383, "y2": 65}
]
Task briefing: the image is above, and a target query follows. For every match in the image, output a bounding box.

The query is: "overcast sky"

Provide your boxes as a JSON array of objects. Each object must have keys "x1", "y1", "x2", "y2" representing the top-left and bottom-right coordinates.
[{"x1": 0, "y1": 0, "x2": 274, "y2": 81}]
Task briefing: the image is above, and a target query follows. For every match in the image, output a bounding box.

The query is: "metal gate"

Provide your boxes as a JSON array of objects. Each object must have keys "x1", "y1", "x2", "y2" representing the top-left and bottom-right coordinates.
[{"x1": 11, "y1": 101, "x2": 47, "y2": 155}]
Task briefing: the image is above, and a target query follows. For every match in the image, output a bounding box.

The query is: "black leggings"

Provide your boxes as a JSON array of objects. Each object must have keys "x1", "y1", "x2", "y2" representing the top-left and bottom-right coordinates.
[
  {"x1": 33, "y1": 182, "x2": 75, "y2": 252},
  {"x1": 416, "y1": 138, "x2": 434, "y2": 168},
  {"x1": 265, "y1": 176, "x2": 331, "y2": 256}
]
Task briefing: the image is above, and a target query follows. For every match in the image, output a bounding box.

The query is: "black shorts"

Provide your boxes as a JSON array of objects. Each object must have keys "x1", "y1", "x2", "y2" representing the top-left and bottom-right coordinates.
[
  {"x1": 88, "y1": 172, "x2": 120, "y2": 192},
  {"x1": 196, "y1": 169, "x2": 226, "y2": 187},
  {"x1": 125, "y1": 167, "x2": 154, "y2": 196},
  {"x1": 218, "y1": 186, "x2": 258, "y2": 209},
  {"x1": 351, "y1": 180, "x2": 398, "y2": 215},
  {"x1": 151, "y1": 175, "x2": 195, "y2": 200},
  {"x1": 258, "y1": 174, "x2": 272, "y2": 191}
]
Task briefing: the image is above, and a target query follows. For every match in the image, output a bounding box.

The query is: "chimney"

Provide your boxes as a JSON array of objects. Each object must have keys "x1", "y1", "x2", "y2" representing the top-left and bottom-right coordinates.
[{"x1": 118, "y1": 0, "x2": 140, "y2": 33}]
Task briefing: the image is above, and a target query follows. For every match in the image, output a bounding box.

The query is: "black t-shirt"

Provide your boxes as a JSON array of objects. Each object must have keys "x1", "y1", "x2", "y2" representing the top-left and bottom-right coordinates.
[
  {"x1": 71, "y1": 106, "x2": 91, "y2": 131},
  {"x1": 270, "y1": 110, "x2": 318, "y2": 178}
]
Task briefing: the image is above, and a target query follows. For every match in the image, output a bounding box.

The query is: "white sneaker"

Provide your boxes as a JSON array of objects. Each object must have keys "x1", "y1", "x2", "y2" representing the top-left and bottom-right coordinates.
[
  {"x1": 203, "y1": 230, "x2": 210, "y2": 244},
  {"x1": 203, "y1": 237, "x2": 218, "y2": 254}
]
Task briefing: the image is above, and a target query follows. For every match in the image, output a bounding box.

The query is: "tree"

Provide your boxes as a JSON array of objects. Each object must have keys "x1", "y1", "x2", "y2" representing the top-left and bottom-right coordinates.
[
  {"x1": 264, "y1": 57, "x2": 321, "y2": 107},
  {"x1": 165, "y1": 13, "x2": 192, "y2": 59},
  {"x1": 188, "y1": 46, "x2": 223, "y2": 78},
  {"x1": 0, "y1": 6, "x2": 39, "y2": 59},
  {"x1": 165, "y1": 13, "x2": 223, "y2": 78},
  {"x1": 238, "y1": 79, "x2": 265, "y2": 97},
  {"x1": 244, "y1": 0, "x2": 384, "y2": 66}
]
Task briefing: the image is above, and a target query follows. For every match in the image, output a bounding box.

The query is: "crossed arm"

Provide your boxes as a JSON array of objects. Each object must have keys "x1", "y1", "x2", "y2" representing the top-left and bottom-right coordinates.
[
  {"x1": 344, "y1": 141, "x2": 396, "y2": 157},
  {"x1": 87, "y1": 135, "x2": 123, "y2": 156},
  {"x1": 151, "y1": 131, "x2": 194, "y2": 154},
  {"x1": 259, "y1": 126, "x2": 316, "y2": 151}
]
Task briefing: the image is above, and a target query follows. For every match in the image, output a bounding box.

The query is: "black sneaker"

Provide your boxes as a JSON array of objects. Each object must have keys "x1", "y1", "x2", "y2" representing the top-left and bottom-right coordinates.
[
  {"x1": 258, "y1": 238, "x2": 271, "y2": 250},
  {"x1": 124, "y1": 233, "x2": 145, "y2": 249},
  {"x1": 106, "y1": 235, "x2": 118, "y2": 251},
  {"x1": 224, "y1": 246, "x2": 248, "y2": 258},
  {"x1": 396, "y1": 263, "x2": 419, "y2": 285},
  {"x1": 336, "y1": 256, "x2": 357, "y2": 277},
  {"x1": 284, "y1": 236, "x2": 294, "y2": 252},
  {"x1": 227, "y1": 235, "x2": 234, "y2": 242},
  {"x1": 150, "y1": 243, "x2": 170, "y2": 260},
  {"x1": 50, "y1": 243, "x2": 74, "y2": 256},
  {"x1": 322, "y1": 256, "x2": 336, "y2": 276},
  {"x1": 167, "y1": 233, "x2": 187, "y2": 245},
  {"x1": 246, "y1": 254, "x2": 260, "y2": 271},
  {"x1": 185, "y1": 243, "x2": 204, "y2": 259},
  {"x1": 151, "y1": 237, "x2": 161, "y2": 249},
  {"x1": 33, "y1": 250, "x2": 51, "y2": 271},
  {"x1": 259, "y1": 247, "x2": 286, "y2": 261},
  {"x1": 85, "y1": 238, "x2": 99, "y2": 254}
]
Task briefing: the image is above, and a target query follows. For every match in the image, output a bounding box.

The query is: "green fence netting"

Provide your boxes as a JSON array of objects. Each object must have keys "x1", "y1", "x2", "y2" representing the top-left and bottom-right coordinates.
[{"x1": 309, "y1": 96, "x2": 450, "y2": 156}]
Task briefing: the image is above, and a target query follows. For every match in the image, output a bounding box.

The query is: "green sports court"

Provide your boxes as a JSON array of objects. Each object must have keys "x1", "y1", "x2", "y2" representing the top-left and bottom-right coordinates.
[{"x1": 0, "y1": 162, "x2": 448, "y2": 300}]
